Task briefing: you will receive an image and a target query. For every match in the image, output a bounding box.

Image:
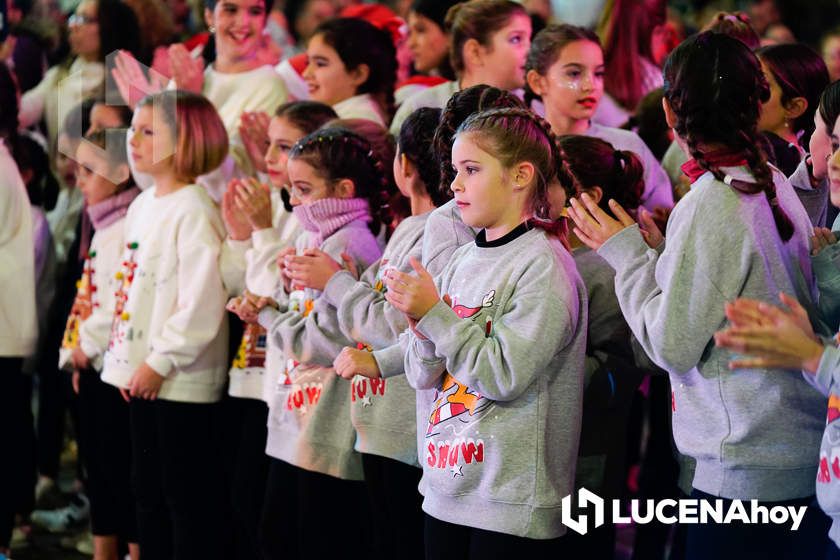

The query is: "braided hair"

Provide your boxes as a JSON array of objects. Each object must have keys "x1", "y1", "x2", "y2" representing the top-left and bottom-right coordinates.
[
  {"x1": 455, "y1": 107, "x2": 577, "y2": 224},
  {"x1": 433, "y1": 85, "x2": 525, "y2": 198},
  {"x1": 663, "y1": 31, "x2": 794, "y2": 241},
  {"x1": 289, "y1": 127, "x2": 393, "y2": 238},
  {"x1": 397, "y1": 107, "x2": 446, "y2": 207}
]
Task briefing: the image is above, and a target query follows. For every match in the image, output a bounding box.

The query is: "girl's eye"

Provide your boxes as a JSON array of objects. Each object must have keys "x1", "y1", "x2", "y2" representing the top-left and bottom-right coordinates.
[
  {"x1": 566, "y1": 70, "x2": 581, "y2": 79},
  {"x1": 466, "y1": 166, "x2": 479, "y2": 175},
  {"x1": 249, "y1": 7, "x2": 264, "y2": 16},
  {"x1": 510, "y1": 36, "x2": 521, "y2": 44}
]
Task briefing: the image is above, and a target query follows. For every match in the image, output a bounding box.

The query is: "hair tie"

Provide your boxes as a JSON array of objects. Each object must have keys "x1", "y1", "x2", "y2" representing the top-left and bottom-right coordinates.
[{"x1": 723, "y1": 174, "x2": 734, "y2": 185}]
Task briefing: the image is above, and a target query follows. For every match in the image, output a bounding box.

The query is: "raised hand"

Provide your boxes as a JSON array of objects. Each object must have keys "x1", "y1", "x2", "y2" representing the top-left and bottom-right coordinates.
[
  {"x1": 168, "y1": 43, "x2": 205, "y2": 94},
  {"x1": 383, "y1": 257, "x2": 440, "y2": 320},
  {"x1": 239, "y1": 111, "x2": 271, "y2": 174},
  {"x1": 567, "y1": 193, "x2": 637, "y2": 251},
  {"x1": 811, "y1": 227, "x2": 838, "y2": 256},
  {"x1": 222, "y1": 180, "x2": 253, "y2": 241},
  {"x1": 334, "y1": 347, "x2": 381, "y2": 380},
  {"x1": 234, "y1": 178, "x2": 273, "y2": 231},
  {"x1": 111, "y1": 50, "x2": 166, "y2": 109}
]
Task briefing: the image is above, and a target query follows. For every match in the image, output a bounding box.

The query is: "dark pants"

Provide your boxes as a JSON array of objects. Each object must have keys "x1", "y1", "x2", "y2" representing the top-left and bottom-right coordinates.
[
  {"x1": 423, "y1": 514, "x2": 565, "y2": 560},
  {"x1": 222, "y1": 396, "x2": 269, "y2": 560},
  {"x1": 130, "y1": 398, "x2": 226, "y2": 560},
  {"x1": 77, "y1": 371, "x2": 136, "y2": 541},
  {"x1": 259, "y1": 459, "x2": 371, "y2": 560},
  {"x1": 362, "y1": 453, "x2": 424, "y2": 560},
  {"x1": 686, "y1": 490, "x2": 831, "y2": 560},
  {"x1": 36, "y1": 361, "x2": 79, "y2": 480},
  {"x1": 0, "y1": 358, "x2": 36, "y2": 547}
]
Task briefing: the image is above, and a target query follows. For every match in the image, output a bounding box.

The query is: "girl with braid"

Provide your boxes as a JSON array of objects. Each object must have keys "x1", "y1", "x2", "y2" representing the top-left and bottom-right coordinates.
[
  {"x1": 568, "y1": 31, "x2": 830, "y2": 560},
  {"x1": 383, "y1": 107, "x2": 586, "y2": 556},
  {"x1": 229, "y1": 127, "x2": 389, "y2": 559}
]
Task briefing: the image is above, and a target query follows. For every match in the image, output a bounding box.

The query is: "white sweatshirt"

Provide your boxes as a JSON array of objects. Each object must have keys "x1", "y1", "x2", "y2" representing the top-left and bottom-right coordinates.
[
  {"x1": 0, "y1": 141, "x2": 37, "y2": 357},
  {"x1": 102, "y1": 185, "x2": 229, "y2": 403},
  {"x1": 332, "y1": 94, "x2": 388, "y2": 128},
  {"x1": 58, "y1": 215, "x2": 127, "y2": 374}
]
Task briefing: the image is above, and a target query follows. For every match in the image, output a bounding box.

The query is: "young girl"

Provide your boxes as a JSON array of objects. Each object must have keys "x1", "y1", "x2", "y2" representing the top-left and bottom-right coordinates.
[
  {"x1": 789, "y1": 80, "x2": 840, "y2": 228},
  {"x1": 406, "y1": 0, "x2": 460, "y2": 80},
  {"x1": 715, "y1": 84, "x2": 840, "y2": 558},
  {"x1": 59, "y1": 130, "x2": 140, "y2": 560},
  {"x1": 567, "y1": 31, "x2": 828, "y2": 559},
  {"x1": 218, "y1": 100, "x2": 335, "y2": 560},
  {"x1": 102, "y1": 90, "x2": 230, "y2": 560},
  {"x1": 756, "y1": 44, "x2": 829, "y2": 177},
  {"x1": 283, "y1": 108, "x2": 445, "y2": 559},
  {"x1": 383, "y1": 107, "x2": 586, "y2": 555},
  {"x1": 302, "y1": 17, "x2": 397, "y2": 127},
  {"x1": 390, "y1": 0, "x2": 532, "y2": 134},
  {"x1": 232, "y1": 127, "x2": 386, "y2": 559},
  {"x1": 525, "y1": 23, "x2": 673, "y2": 212}
]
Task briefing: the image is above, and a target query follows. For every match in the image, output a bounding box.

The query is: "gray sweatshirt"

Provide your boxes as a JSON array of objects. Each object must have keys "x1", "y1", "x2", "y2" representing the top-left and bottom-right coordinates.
[
  {"x1": 598, "y1": 166, "x2": 826, "y2": 501},
  {"x1": 789, "y1": 158, "x2": 829, "y2": 229},
  {"x1": 321, "y1": 213, "x2": 429, "y2": 466},
  {"x1": 405, "y1": 224, "x2": 588, "y2": 539},
  {"x1": 811, "y1": 345, "x2": 840, "y2": 546},
  {"x1": 258, "y1": 218, "x2": 382, "y2": 480},
  {"x1": 421, "y1": 199, "x2": 478, "y2": 277}
]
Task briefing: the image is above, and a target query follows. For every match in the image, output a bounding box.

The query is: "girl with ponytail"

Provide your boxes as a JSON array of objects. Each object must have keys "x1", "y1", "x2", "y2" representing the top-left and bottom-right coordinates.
[{"x1": 568, "y1": 31, "x2": 829, "y2": 559}]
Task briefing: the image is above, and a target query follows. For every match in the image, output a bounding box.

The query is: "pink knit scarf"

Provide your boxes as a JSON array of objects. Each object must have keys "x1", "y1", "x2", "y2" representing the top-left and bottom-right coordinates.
[{"x1": 292, "y1": 197, "x2": 372, "y2": 247}]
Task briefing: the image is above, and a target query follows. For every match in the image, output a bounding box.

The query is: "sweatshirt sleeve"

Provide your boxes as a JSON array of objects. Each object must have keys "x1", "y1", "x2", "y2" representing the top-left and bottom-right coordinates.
[
  {"x1": 813, "y1": 242, "x2": 840, "y2": 329},
  {"x1": 324, "y1": 264, "x2": 410, "y2": 350},
  {"x1": 246, "y1": 227, "x2": 287, "y2": 297},
  {"x1": 373, "y1": 338, "x2": 408, "y2": 379},
  {"x1": 598, "y1": 221, "x2": 729, "y2": 375},
  {"x1": 144, "y1": 211, "x2": 227, "y2": 377},
  {"x1": 220, "y1": 237, "x2": 250, "y2": 296},
  {"x1": 18, "y1": 66, "x2": 54, "y2": 129},
  {"x1": 404, "y1": 330, "x2": 447, "y2": 390},
  {"x1": 812, "y1": 342, "x2": 840, "y2": 396},
  {"x1": 412, "y1": 254, "x2": 578, "y2": 401}
]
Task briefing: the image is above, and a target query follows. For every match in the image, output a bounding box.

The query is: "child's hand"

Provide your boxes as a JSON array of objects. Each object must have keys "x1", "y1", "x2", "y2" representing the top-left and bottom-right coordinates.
[
  {"x1": 714, "y1": 296, "x2": 824, "y2": 373},
  {"x1": 811, "y1": 227, "x2": 837, "y2": 256},
  {"x1": 234, "y1": 178, "x2": 273, "y2": 231},
  {"x1": 70, "y1": 347, "x2": 91, "y2": 371},
  {"x1": 276, "y1": 247, "x2": 298, "y2": 293},
  {"x1": 72, "y1": 371, "x2": 80, "y2": 395},
  {"x1": 168, "y1": 43, "x2": 204, "y2": 93},
  {"x1": 128, "y1": 362, "x2": 165, "y2": 400},
  {"x1": 112, "y1": 50, "x2": 165, "y2": 109},
  {"x1": 383, "y1": 257, "x2": 439, "y2": 320},
  {"x1": 239, "y1": 111, "x2": 270, "y2": 174},
  {"x1": 568, "y1": 193, "x2": 637, "y2": 251},
  {"x1": 724, "y1": 293, "x2": 814, "y2": 336},
  {"x1": 638, "y1": 207, "x2": 665, "y2": 249},
  {"x1": 284, "y1": 249, "x2": 343, "y2": 291},
  {"x1": 226, "y1": 291, "x2": 275, "y2": 324},
  {"x1": 222, "y1": 180, "x2": 252, "y2": 241},
  {"x1": 334, "y1": 347, "x2": 381, "y2": 380}
]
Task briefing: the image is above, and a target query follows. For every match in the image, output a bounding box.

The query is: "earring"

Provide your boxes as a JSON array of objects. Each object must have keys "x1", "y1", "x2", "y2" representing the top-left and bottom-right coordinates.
[{"x1": 209, "y1": 25, "x2": 216, "y2": 33}]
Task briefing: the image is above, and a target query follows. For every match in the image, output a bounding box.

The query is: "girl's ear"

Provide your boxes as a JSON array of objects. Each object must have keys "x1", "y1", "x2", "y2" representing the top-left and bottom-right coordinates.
[
  {"x1": 400, "y1": 153, "x2": 416, "y2": 180},
  {"x1": 662, "y1": 97, "x2": 678, "y2": 129},
  {"x1": 204, "y1": 8, "x2": 214, "y2": 30},
  {"x1": 348, "y1": 63, "x2": 371, "y2": 89},
  {"x1": 585, "y1": 185, "x2": 603, "y2": 205},
  {"x1": 334, "y1": 178, "x2": 356, "y2": 199},
  {"x1": 463, "y1": 38, "x2": 483, "y2": 70},
  {"x1": 526, "y1": 69, "x2": 547, "y2": 97},
  {"x1": 512, "y1": 161, "x2": 536, "y2": 192},
  {"x1": 783, "y1": 96, "x2": 808, "y2": 121}
]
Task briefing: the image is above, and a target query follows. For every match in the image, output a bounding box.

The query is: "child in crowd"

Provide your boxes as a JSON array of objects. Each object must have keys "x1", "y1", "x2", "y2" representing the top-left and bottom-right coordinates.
[
  {"x1": 567, "y1": 31, "x2": 829, "y2": 559},
  {"x1": 102, "y1": 90, "x2": 230, "y2": 560},
  {"x1": 524, "y1": 23, "x2": 673, "y2": 213},
  {"x1": 60, "y1": 130, "x2": 140, "y2": 560}
]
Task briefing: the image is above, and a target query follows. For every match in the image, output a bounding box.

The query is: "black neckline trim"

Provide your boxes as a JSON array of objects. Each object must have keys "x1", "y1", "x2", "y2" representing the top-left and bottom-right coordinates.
[{"x1": 475, "y1": 222, "x2": 531, "y2": 248}]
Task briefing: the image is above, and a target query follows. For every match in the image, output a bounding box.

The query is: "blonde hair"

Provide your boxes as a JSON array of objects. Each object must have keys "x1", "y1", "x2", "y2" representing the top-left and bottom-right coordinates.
[{"x1": 137, "y1": 90, "x2": 229, "y2": 183}]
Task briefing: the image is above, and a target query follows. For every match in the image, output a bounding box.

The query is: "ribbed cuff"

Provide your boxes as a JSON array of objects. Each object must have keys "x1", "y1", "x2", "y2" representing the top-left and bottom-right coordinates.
[
  {"x1": 323, "y1": 270, "x2": 357, "y2": 307},
  {"x1": 597, "y1": 224, "x2": 649, "y2": 272},
  {"x1": 145, "y1": 352, "x2": 174, "y2": 377}
]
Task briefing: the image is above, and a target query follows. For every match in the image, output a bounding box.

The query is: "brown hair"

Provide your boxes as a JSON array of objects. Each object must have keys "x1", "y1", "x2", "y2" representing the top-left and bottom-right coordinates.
[
  {"x1": 524, "y1": 23, "x2": 602, "y2": 105},
  {"x1": 702, "y1": 12, "x2": 761, "y2": 51},
  {"x1": 445, "y1": 0, "x2": 528, "y2": 76},
  {"x1": 557, "y1": 135, "x2": 644, "y2": 215},
  {"x1": 455, "y1": 107, "x2": 576, "y2": 221},
  {"x1": 81, "y1": 128, "x2": 134, "y2": 192},
  {"x1": 137, "y1": 90, "x2": 229, "y2": 183}
]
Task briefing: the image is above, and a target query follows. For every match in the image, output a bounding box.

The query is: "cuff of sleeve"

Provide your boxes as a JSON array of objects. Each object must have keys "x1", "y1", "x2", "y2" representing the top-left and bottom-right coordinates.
[
  {"x1": 258, "y1": 307, "x2": 279, "y2": 330},
  {"x1": 79, "y1": 338, "x2": 100, "y2": 362},
  {"x1": 252, "y1": 228, "x2": 281, "y2": 251},
  {"x1": 145, "y1": 353, "x2": 174, "y2": 377},
  {"x1": 226, "y1": 237, "x2": 252, "y2": 251},
  {"x1": 814, "y1": 344, "x2": 840, "y2": 391},
  {"x1": 812, "y1": 243, "x2": 840, "y2": 282},
  {"x1": 415, "y1": 299, "x2": 457, "y2": 343},
  {"x1": 323, "y1": 270, "x2": 357, "y2": 307},
  {"x1": 597, "y1": 225, "x2": 649, "y2": 272},
  {"x1": 412, "y1": 336, "x2": 441, "y2": 365},
  {"x1": 373, "y1": 343, "x2": 405, "y2": 379}
]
